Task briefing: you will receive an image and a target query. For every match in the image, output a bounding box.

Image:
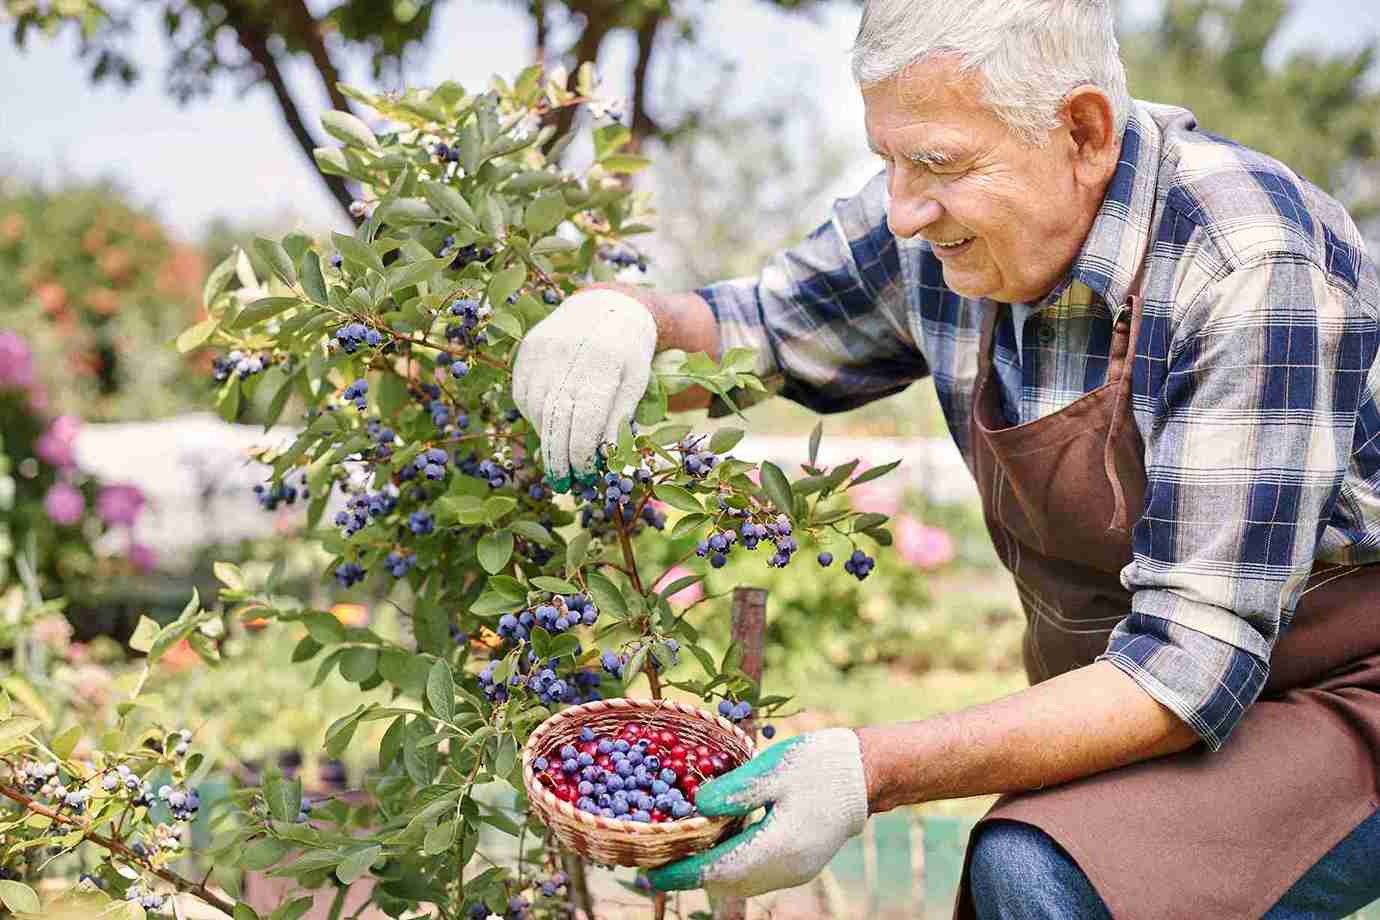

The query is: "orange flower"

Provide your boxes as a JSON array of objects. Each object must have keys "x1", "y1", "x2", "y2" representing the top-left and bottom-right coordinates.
[
  {"x1": 0, "y1": 213, "x2": 24, "y2": 244},
  {"x1": 33, "y1": 282, "x2": 68, "y2": 315},
  {"x1": 330, "y1": 603, "x2": 369, "y2": 626},
  {"x1": 84, "y1": 287, "x2": 120, "y2": 315},
  {"x1": 160, "y1": 638, "x2": 199, "y2": 672}
]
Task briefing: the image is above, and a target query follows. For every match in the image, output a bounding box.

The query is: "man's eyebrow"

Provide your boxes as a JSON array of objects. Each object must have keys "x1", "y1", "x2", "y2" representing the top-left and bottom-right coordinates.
[{"x1": 866, "y1": 140, "x2": 960, "y2": 167}]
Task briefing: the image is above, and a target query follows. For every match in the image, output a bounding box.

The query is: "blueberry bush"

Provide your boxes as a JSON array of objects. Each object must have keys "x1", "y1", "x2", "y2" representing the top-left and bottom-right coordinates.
[{"x1": 1, "y1": 65, "x2": 896, "y2": 919}]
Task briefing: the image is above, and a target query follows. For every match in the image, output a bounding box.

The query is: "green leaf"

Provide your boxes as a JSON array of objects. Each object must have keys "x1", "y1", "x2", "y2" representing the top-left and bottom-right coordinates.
[
  {"x1": 241, "y1": 837, "x2": 290, "y2": 872},
  {"x1": 654, "y1": 484, "x2": 703, "y2": 513},
  {"x1": 0, "y1": 881, "x2": 40, "y2": 914},
  {"x1": 525, "y1": 191, "x2": 566, "y2": 236},
  {"x1": 202, "y1": 248, "x2": 238, "y2": 308},
  {"x1": 708, "y1": 427, "x2": 745, "y2": 455},
  {"x1": 50, "y1": 725, "x2": 81, "y2": 760},
  {"x1": 427, "y1": 659, "x2": 455, "y2": 723},
  {"x1": 478, "y1": 530, "x2": 514, "y2": 575},
  {"x1": 321, "y1": 110, "x2": 381, "y2": 152},
  {"x1": 313, "y1": 145, "x2": 351, "y2": 177},
  {"x1": 566, "y1": 531, "x2": 591, "y2": 573},
  {"x1": 253, "y1": 236, "x2": 297, "y2": 287},
  {"x1": 531, "y1": 576, "x2": 578, "y2": 593},
  {"x1": 300, "y1": 250, "x2": 328, "y2": 304},
  {"x1": 177, "y1": 316, "x2": 218, "y2": 353},
  {"x1": 0, "y1": 716, "x2": 39, "y2": 753},
  {"x1": 336, "y1": 844, "x2": 382, "y2": 884},
  {"x1": 423, "y1": 820, "x2": 457, "y2": 856},
  {"x1": 488, "y1": 308, "x2": 524, "y2": 340},
  {"x1": 486, "y1": 263, "x2": 526, "y2": 310},
  {"x1": 851, "y1": 512, "x2": 890, "y2": 532},
  {"x1": 601, "y1": 154, "x2": 651, "y2": 174},
  {"x1": 809, "y1": 421, "x2": 824, "y2": 467},
  {"x1": 593, "y1": 123, "x2": 631, "y2": 159},
  {"x1": 659, "y1": 574, "x2": 703, "y2": 600},
  {"x1": 759, "y1": 462, "x2": 795, "y2": 518},
  {"x1": 271, "y1": 897, "x2": 315, "y2": 920},
  {"x1": 377, "y1": 197, "x2": 440, "y2": 225},
  {"x1": 849, "y1": 459, "x2": 903, "y2": 488},
  {"x1": 332, "y1": 231, "x2": 385, "y2": 275},
  {"x1": 862, "y1": 526, "x2": 893, "y2": 547},
  {"x1": 482, "y1": 495, "x2": 518, "y2": 522},
  {"x1": 511, "y1": 520, "x2": 555, "y2": 546},
  {"x1": 670, "y1": 512, "x2": 710, "y2": 540},
  {"x1": 584, "y1": 571, "x2": 627, "y2": 620},
  {"x1": 380, "y1": 715, "x2": 406, "y2": 770},
  {"x1": 263, "y1": 772, "x2": 302, "y2": 824},
  {"x1": 339, "y1": 646, "x2": 379, "y2": 683},
  {"x1": 128, "y1": 615, "x2": 160, "y2": 653},
  {"x1": 234, "y1": 296, "x2": 301, "y2": 328},
  {"x1": 421, "y1": 179, "x2": 478, "y2": 226},
  {"x1": 303, "y1": 611, "x2": 346, "y2": 645},
  {"x1": 214, "y1": 561, "x2": 245, "y2": 590},
  {"x1": 385, "y1": 257, "x2": 448, "y2": 295}
]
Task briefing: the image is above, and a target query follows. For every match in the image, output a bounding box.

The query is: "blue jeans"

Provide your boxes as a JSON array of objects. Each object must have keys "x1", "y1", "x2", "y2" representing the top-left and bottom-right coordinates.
[{"x1": 970, "y1": 810, "x2": 1380, "y2": 919}]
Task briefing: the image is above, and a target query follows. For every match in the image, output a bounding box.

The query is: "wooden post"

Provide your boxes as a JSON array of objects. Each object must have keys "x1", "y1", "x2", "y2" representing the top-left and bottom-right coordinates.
[{"x1": 713, "y1": 585, "x2": 768, "y2": 920}]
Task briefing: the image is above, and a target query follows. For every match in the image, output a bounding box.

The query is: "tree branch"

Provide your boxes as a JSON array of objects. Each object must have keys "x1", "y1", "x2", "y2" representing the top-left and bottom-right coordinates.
[
  {"x1": 277, "y1": 0, "x2": 358, "y2": 119},
  {"x1": 628, "y1": 6, "x2": 666, "y2": 152},
  {"x1": 0, "y1": 784, "x2": 237, "y2": 917},
  {"x1": 220, "y1": 1, "x2": 356, "y2": 221}
]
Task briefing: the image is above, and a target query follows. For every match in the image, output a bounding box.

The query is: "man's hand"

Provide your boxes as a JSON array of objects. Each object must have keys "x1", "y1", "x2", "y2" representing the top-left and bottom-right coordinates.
[
  {"x1": 511, "y1": 289, "x2": 657, "y2": 491},
  {"x1": 647, "y1": 728, "x2": 869, "y2": 899}
]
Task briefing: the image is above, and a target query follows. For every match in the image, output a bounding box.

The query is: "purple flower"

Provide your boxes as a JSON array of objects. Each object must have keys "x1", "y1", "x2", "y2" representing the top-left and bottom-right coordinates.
[
  {"x1": 128, "y1": 542, "x2": 157, "y2": 574},
  {"x1": 44, "y1": 483, "x2": 85, "y2": 525},
  {"x1": 96, "y1": 483, "x2": 145, "y2": 527},
  {"x1": 35, "y1": 415, "x2": 79, "y2": 469},
  {"x1": 0, "y1": 331, "x2": 35, "y2": 390}
]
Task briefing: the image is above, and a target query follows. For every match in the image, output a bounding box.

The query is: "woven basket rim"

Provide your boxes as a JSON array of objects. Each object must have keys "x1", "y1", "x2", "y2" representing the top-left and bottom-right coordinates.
[{"x1": 522, "y1": 697, "x2": 756, "y2": 838}]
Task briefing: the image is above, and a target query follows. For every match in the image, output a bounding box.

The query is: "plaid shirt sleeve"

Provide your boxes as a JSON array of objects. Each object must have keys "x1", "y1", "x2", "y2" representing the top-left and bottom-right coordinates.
[
  {"x1": 694, "y1": 171, "x2": 929, "y2": 414},
  {"x1": 1099, "y1": 253, "x2": 1380, "y2": 750}
]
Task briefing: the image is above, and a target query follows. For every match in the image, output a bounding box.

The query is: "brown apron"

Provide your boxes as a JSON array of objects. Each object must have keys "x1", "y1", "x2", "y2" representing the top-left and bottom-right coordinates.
[{"x1": 954, "y1": 291, "x2": 1380, "y2": 919}]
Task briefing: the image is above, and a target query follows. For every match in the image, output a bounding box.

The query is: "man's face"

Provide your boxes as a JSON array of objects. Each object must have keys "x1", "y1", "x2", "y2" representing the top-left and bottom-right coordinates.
[{"x1": 862, "y1": 57, "x2": 1096, "y2": 304}]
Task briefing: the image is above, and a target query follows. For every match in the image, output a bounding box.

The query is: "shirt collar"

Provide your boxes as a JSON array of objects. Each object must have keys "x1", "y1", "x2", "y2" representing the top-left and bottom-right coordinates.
[{"x1": 1038, "y1": 101, "x2": 1163, "y2": 313}]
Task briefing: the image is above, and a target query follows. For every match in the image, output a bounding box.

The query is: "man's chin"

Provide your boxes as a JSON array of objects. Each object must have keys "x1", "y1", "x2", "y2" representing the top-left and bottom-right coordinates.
[{"x1": 940, "y1": 266, "x2": 997, "y2": 301}]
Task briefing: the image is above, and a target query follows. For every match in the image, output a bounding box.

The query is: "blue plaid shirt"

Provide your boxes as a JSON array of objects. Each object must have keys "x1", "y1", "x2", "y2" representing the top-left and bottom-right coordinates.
[{"x1": 699, "y1": 101, "x2": 1380, "y2": 750}]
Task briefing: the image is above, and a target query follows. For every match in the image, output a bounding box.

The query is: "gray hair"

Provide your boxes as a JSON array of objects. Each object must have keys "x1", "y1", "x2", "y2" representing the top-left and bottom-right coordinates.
[{"x1": 851, "y1": 0, "x2": 1131, "y2": 146}]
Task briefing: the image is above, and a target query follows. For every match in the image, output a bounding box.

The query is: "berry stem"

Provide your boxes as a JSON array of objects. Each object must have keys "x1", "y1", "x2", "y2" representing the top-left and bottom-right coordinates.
[{"x1": 0, "y1": 783, "x2": 237, "y2": 916}]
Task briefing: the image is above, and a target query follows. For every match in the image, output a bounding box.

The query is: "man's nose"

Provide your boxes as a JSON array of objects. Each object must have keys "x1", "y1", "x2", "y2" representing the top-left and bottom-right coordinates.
[{"x1": 887, "y1": 196, "x2": 944, "y2": 240}]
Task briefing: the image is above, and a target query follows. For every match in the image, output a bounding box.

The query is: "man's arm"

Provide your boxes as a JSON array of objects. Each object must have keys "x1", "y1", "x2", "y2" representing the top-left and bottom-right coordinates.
[
  {"x1": 577, "y1": 282, "x2": 720, "y2": 412},
  {"x1": 858, "y1": 660, "x2": 1200, "y2": 813}
]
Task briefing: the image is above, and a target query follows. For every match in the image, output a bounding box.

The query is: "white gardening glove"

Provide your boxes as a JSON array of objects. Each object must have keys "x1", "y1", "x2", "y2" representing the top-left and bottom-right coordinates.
[
  {"x1": 648, "y1": 729, "x2": 870, "y2": 899},
  {"x1": 511, "y1": 289, "x2": 657, "y2": 491}
]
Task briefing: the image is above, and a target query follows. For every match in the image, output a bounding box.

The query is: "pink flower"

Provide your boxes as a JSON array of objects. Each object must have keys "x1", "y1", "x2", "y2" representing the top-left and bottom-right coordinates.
[
  {"x1": 848, "y1": 480, "x2": 901, "y2": 517},
  {"x1": 128, "y1": 542, "x2": 158, "y2": 574},
  {"x1": 894, "y1": 514, "x2": 956, "y2": 570},
  {"x1": 652, "y1": 564, "x2": 704, "y2": 608},
  {"x1": 44, "y1": 482, "x2": 85, "y2": 525},
  {"x1": 95, "y1": 483, "x2": 145, "y2": 527},
  {"x1": 0, "y1": 331, "x2": 34, "y2": 389},
  {"x1": 35, "y1": 415, "x2": 80, "y2": 469}
]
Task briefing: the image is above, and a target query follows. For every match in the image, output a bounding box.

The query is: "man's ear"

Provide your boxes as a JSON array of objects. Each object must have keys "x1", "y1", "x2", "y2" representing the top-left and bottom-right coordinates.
[{"x1": 1062, "y1": 85, "x2": 1118, "y2": 187}]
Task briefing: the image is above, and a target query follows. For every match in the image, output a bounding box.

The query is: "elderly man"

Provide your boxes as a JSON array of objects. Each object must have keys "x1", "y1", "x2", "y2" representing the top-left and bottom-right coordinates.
[{"x1": 513, "y1": 0, "x2": 1380, "y2": 916}]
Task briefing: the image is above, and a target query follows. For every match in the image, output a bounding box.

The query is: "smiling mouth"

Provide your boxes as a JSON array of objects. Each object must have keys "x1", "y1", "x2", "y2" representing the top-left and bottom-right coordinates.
[{"x1": 932, "y1": 236, "x2": 975, "y2": 255}]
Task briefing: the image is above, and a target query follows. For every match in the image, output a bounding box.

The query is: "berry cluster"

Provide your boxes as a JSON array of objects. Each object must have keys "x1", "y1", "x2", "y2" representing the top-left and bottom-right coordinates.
[
  {"x1": 408, "y1": 510, "x2": 434, "y2": 535},
  {"x1": 534, "y1": 723, "x2": 734, "y2": 822},
  {"x1": 574, "y1": 467, "x2": 666, "y2": 535},
  {"x1": 158, "y1": 783, "x2": 201, "y2": 821},
  {"x1": 212, "y1": 350, "x2": 270, "y2": 381},
  {"x1": 367, "y1": 419, "x2": 396, "y2": 459},
  {"x1": 333, "y1": 322, "x2": 383, "y2": 354},
  {"x1": 843, "y1": 548, "x2": 876, "y2": 581},
  {"x1": 716, "y1": 699, "x2": 753, "y2": 723},
  {"x1": 439, "y1": 237, "x2": 494, "y2": 272},
  {"x1": 598, "y1": 246, "x2": 649, "y2": 272},
  {"x1": 496, "y1": 593, "x2": 599, "y2": 643},
  {"x1": 384, "y1": 550, "x2": 416, "y2": 578},
  {"x1": 432, "y1": 142, "x2": 460, "y2": 163},
  {"x1": 342, "y1": 378, "x2": 368, "y2": 411},
  {"x1": 334, "y1": 487, "x2": 397, "y2": 536},
  {"x1": 254, "y1": 476, "x2": 308, "y2": 511},
  {"x1": 458, "y1": 452, "x2": 510, "y2": 489},
  {"x1": 124, "y1": 886, "x2": 167, "y2": 912},
  {"x1": 414, "y1": 447, "x2": 450, "y2": 481},
  {"x1": 334, "y1": 561, "x2": 365, "y2": 588},
  {"x1": 695, "y1": 514, "x2": 797, "y2": 569}
]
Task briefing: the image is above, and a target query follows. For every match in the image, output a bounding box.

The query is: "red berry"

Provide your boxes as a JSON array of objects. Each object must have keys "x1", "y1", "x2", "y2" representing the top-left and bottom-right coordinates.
[
  {"x1": 651, "y1": 810, "x2": 667, "y2": 823},
  {"x1": 596, "y1": 755, "x2": 612, "y2": 769},
  {"x1": 658, "y1": 730, "x2": 677, "y2": 745},
  {"x1": 553, "y1": 784, "x2": 575, "y2": 802},
  {"x1": 709, "y1": 755, "x2": 728, "y2": 774},
  {"x1": 694, "y1": 744, "x2": 711, "y2": 758},
  {"x1": 579, "y1": 741, "x2": 599, "y2": 756},
  {"x1": 683, "y1": 780, "x2": 700, "y2": 802},
  {"x1": 625, "y1": 723, "x2": 644, "y2": 737},
  {"x1": 670, "y1": 744, "x2": 688, "y2": 759},
  {"x1": 643, "y1": 742, "x2": 660, "y2": 756}
]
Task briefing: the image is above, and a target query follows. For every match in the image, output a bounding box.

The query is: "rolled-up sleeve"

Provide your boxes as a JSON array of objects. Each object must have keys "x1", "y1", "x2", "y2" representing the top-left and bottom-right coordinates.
[
  {"x1": 696, "y1": 170, "x2": 929, "y2": 415},
  {"x1": 1099, "y1": 255, "x2": 1380, "y2": 750}
]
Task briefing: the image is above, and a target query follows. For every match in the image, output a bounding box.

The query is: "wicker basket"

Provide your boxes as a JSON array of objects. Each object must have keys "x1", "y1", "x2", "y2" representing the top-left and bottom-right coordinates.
[{"x1": 522, "y1": 697, "x2": 756, "y2": 868}]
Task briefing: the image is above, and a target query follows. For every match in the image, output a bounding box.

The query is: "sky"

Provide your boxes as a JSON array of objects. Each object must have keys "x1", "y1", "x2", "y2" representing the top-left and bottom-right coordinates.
[{"x1": 2, "y1": 0, "x2": 1378, "y2": 242}]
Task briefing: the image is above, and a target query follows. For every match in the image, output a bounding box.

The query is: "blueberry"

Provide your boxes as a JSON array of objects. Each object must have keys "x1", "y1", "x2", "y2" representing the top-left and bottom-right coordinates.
[
  {"x1": 763, "y1": 725, "x2": 776, "y2": 739},
  {"x1": 818, "y1": 551, "x2": 834, "y2": 567}
]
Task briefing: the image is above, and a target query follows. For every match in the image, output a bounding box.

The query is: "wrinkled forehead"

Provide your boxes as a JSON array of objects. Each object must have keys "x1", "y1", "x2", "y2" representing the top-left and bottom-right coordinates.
[{"x1": 861, "y1": 56, "x2": 993, "y2": 138}]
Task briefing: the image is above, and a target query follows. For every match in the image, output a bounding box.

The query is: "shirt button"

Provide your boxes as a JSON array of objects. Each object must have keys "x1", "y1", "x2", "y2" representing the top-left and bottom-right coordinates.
[{"x1": 1037, "y1": 323, "x2": 1056, "y2": 344}]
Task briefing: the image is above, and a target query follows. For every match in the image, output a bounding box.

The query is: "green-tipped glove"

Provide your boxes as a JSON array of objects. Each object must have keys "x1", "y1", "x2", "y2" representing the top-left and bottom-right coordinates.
[{"x1": 648, "y1": 728, "x2": 869, "y2": 898}]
